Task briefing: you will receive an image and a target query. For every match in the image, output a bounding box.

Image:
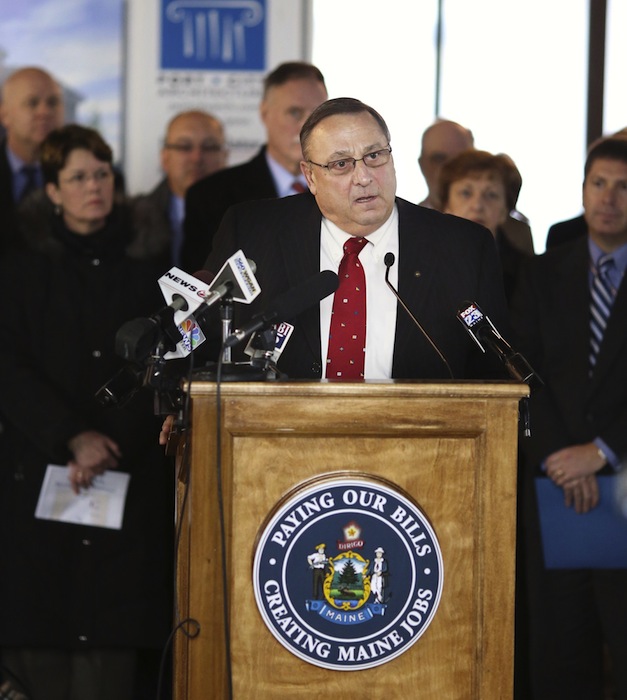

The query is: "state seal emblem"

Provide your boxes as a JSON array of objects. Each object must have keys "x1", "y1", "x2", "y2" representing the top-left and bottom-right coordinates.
[{"x1": 253, "y1": 474, "x2": 444, "y2": 670}]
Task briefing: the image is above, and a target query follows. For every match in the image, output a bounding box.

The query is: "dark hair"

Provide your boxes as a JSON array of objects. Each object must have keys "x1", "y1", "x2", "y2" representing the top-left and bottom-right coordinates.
[
  {"x1": 263, "y1": 61, "x2": 326, "y2": 97},
  {"x1": 438, "y1": 149, "x2": 521, "y2": 212},
  {"x1": 584, "y1": 137, "x2": 627, "y2": 179},
  {"x1": 41, "y1": 124, "x2": 113, "y2": 185},
  {"x1": 300, "y1": 97, "x2": 391, "y2": 161}
]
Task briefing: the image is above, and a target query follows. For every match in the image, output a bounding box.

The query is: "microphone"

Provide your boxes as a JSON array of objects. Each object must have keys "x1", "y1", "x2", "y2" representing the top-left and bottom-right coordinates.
[
  {"x1": 115, "y1": 294, "x2": 194, "y2": 363},
  {"x1": 384, "y1": 252, "x2": 453, "y2": 378},
  {"x1": 457, "y1": 300, "x2": 542, "y2": 388},
  {"x1": 157, "y1": 253, "x2": 260, "y2": 320},
  {"x1": 204, "y1": 251, "x2": 260, "y2": 304},
  {"x1": 224, "y1": 270, "x2": 339, "y2": 348},
  {"x1": 188, "y1": 260, "x2": 258, "y2": 322},
  {"x1": 115, "y1": 254, "x2": 260, "y2": 363}
]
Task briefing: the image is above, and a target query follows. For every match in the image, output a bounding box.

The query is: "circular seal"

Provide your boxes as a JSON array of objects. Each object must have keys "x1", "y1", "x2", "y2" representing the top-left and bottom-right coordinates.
[{"x1": 253, "y1": 473, "x2": 443, "y2": 670}]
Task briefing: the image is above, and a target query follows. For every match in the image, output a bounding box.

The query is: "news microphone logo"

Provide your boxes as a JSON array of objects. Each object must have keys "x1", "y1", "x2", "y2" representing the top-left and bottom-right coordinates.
[
  {"x1": 457, "y1": 301, "x2": 498, "y2": 352},
  {"x1": 157, "y1": 267, "x2": 212, "y2": 360},
  {"x1": 457, "y1": 300, "x2": 542, "y2": 389},
  {"x1": 158, "y1": 251, "x2": 260, "y2": 360}
]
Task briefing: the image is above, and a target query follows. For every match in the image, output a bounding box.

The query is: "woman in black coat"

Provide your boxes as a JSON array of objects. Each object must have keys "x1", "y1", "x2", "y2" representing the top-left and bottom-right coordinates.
[{"x1": 0, "y1": 125, "x2": 173, "y2": 700}]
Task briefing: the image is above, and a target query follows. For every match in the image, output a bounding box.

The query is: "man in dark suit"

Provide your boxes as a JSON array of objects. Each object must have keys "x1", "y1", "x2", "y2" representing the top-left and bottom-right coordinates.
[
  {"x1": 545, "y1": 213, "x2": 587, "y2": 249},
  {"x1": 204, "y1": 98, "x2": 510, "y2": 381},
  {"x1": 181, "y1": 61, "x2": 328, "y2": 271},
  {"x1": 511, "y1": 137, "x2": 627, "y2": 698},
  {"x1": 0, "y1": 66, "x2": 63, "y2": 252},
  {"x1": 130, "y1": 109, "x2": 227, "y2": 270},
  {"x1": 545, "y1": 127, "x2": 627, "y2": 251}
]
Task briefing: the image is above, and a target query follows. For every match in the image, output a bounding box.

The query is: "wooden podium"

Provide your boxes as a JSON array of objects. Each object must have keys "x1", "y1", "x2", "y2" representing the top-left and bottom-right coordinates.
[{"x1": 174, "y1": 380, "x2": 527, "y2": 699}]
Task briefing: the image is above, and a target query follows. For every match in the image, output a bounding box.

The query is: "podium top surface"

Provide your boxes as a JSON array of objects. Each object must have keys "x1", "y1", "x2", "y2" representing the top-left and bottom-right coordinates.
[{"x1": 187, "y1": 378, "x2": 529, "y2": 400}]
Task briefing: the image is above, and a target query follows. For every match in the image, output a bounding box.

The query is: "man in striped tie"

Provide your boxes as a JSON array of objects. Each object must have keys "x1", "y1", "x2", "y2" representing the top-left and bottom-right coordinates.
[{"x1": 511, "y1": 137, "x2": 627, "y2": 699}]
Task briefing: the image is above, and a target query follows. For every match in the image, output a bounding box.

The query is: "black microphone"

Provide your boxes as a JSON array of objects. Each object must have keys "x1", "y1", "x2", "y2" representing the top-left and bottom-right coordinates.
[
  {"x1": 384, "y1": 252, "x2": 453, "y2": 378},
  {"x1": 115, "y1": 294, "x2": 191, "y2": 363},
  {"x1": 457, "y1": 300, "x2": 543, "y2": 389},
  {"x1": 224, "y1": 270, "x2": 339, "y2": 348}
]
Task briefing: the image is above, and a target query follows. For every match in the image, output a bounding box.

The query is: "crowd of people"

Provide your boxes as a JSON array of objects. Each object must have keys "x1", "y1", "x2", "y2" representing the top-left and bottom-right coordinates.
[{"x1": 1, "y1": 59, "x2": 626, "y2": 700}]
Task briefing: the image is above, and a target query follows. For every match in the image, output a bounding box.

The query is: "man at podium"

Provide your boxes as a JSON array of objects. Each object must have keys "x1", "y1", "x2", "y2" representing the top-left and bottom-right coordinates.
[{"x1": 203, "y1": 97, "x2": 510, "y2": 382}]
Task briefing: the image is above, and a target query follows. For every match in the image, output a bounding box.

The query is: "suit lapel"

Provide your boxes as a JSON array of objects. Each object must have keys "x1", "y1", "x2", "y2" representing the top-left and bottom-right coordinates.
[
  {"x1": 393, "y1": 200, "x2": 442, "y2": 365},
  {"x1": 278, "y1": 197, "x2": 323, "y2": 363},
  {"x1": 550, "y1": 241, "x2": 591, "y2": 383}
]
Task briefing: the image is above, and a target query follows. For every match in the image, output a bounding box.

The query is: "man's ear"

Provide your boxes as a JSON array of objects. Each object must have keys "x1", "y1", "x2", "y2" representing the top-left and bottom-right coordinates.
[{"x1": 301, "y1": 161, "x2": 316, "y2": 194}]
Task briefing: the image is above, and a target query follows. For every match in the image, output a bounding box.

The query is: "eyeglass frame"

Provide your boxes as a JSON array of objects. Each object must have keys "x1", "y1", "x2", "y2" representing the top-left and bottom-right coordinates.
[{"x1": 306, "y1": 146, "x2": 393, "y2": 175}]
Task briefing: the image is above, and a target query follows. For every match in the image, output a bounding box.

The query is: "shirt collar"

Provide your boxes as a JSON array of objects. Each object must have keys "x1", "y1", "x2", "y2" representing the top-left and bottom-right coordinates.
[
  {"x1": 322, "y1": 205, "x2": 398, "y2": 263},
  {"x1": 588, "y1": 237, "x2": 627, "y2": 275},
  {"x1": 265, "y1": 151, "x2": 307, "y2": 197},
  {"x1": 5, "y1": 144, "x2": 34, "y2": 174}
]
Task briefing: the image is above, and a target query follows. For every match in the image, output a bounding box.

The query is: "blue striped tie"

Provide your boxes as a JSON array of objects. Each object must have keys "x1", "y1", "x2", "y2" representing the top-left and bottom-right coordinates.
[{"x1": 589, "y1": 255, "x2": 615, "y2": 368}]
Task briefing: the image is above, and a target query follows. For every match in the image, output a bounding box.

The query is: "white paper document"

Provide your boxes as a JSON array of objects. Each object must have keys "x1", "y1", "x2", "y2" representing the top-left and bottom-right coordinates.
[{"x1": 35, "y1": 465, "x2": 130, "y2": 530}]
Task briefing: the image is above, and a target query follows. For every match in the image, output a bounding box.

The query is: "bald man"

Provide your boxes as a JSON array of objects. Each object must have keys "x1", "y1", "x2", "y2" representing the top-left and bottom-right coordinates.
[
  {"x1": 0, "y1": 66, "x2": 64, "y2": 250},
  {"x1": 130, "y1": 110, "x2": 227, "y2": 269},
  {"x1": 418, "y1": 119, "x2": 474, "y2": 210}
]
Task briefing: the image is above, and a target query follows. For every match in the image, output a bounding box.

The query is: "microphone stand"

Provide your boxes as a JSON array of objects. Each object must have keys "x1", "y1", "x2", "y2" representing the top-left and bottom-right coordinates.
[
  {"x1": 384, "y1": 256, "x2": 454, "y2": 379},
  {"x1": 192, "y1": 294, "x2": 277, "y2": 382}
]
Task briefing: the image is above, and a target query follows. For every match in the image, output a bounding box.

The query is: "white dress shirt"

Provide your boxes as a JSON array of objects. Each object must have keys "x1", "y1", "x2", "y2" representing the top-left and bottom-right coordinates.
[{"x1": 320, "y1": 207, "x2": 399, "y2": 379}]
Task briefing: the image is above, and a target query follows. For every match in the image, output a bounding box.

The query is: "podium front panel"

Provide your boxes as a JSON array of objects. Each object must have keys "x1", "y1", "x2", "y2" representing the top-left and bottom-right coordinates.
[{"x1": 174, "y1": 381, "x2": 526, "y2": 699}]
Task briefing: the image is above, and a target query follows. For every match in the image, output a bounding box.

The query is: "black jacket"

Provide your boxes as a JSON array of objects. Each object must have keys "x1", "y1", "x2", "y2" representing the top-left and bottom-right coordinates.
[
  {"x1": 181, "y1": 146, "x2": 278, "y2": 271},
  {"x1": 0, "y1": 200, "x2": 173, "y2": 648},
  {"x1": 205, "y1": 195, "x2": 511, "y2": 380}
]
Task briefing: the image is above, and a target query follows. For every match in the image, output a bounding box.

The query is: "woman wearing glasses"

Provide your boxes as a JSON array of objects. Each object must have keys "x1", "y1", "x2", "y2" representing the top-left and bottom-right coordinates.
[{"x1": 0, "y1": 125, "x2": 172, "y2": 700}]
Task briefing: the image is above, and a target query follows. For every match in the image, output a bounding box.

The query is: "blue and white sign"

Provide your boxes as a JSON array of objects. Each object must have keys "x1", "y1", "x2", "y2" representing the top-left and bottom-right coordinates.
[
  {"x1": 161, "y1": 0, "x2": 266, "y2": 70},
  {"x1": 124, "y1": 0, "x2": 308, "y2": 196},
  {"x1": 253, "y1": 475, "x2": 444, "y2": 670}
]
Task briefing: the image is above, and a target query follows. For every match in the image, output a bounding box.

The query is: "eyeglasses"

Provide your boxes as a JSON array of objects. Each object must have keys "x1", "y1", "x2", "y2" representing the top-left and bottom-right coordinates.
[
  {"x1": 307, "y1": 146, "x2": 392, "y2": 175},
  {"x1": 164, "y1": 142, "x2": 225, "y2": 155},
  {"x1": 60, "y1": 169, "x2": 113, "y2": 187}
]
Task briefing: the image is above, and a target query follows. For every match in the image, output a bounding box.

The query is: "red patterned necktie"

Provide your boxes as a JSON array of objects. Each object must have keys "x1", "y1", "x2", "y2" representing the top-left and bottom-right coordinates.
[
  {"x1": 326, "y1": 237, "x2": 368, "y2": 379},
  {"x1": 292, "y1": 180, "x2": 307, "y2": 194}
]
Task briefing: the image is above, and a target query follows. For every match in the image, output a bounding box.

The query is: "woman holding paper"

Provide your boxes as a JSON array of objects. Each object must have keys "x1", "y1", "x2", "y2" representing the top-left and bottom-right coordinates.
[{"x1": 0, "y1": 125, "x2": 173, "y2": 700}]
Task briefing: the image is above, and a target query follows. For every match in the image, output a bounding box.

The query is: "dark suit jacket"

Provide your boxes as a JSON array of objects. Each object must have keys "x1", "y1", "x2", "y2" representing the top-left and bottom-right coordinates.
[
  {"x1": 0, "y1": 139, "x2": 18, "y2": 254},
  {"x1": 511, "y1": 232, "x2": 627, "y2": 700},
  {"x1": 545, "y1": 214, "x2": 587, "y2": 250},
  {"x1": 181, "y1": 146, "x2": 278, "y2": 271},
  {"x1": 129, "y1": 178, "x2": 175, "y2": 272},
  {"x1": 205, "y1": 194, "x2": 511, "y2": 380},
  {"x1": 511, "y1": 237, "x2": 627, "y2": 469},
  {"x1": 496, "y1": 226, "x2": 533, "y2": 305}
]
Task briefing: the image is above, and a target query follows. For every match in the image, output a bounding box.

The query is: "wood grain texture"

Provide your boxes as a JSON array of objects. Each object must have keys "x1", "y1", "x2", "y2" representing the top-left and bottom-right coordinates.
[{"x1": 174, "y1": 381, "x2": 527, "y2": 699}]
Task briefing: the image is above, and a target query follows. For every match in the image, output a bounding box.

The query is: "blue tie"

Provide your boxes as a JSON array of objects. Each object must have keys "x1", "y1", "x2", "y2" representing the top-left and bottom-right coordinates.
[
  {"x1": 589, "y1": 254, "x2": 615, "y2": 368},
  {"x1": 19, "y1": 165, "x2": 39, "y2": 202}
]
